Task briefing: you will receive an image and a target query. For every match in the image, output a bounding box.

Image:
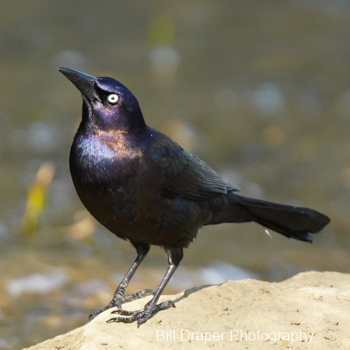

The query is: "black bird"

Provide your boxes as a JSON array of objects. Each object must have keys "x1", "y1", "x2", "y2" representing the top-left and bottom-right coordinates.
[{"x1": 59, "y1": 67, "x2": 330, "y2": 326}]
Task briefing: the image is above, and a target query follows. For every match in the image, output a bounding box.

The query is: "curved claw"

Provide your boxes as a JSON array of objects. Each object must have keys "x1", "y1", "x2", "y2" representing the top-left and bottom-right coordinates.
[
  {"x1": 89, "y1": 288, "x2": 156, "y2": 321},
  {"x1": 111, "y1": 308, "x2": 142, "y2": 316},
  {"x1": 106, "y1": 299, "x2": 175, "y2": 326},
  {"x1": 89, "y1": 308, "x2": 108, "y2": 321},
  {"x1": 160, "y1": 300, "x2": 175, "y2": 309}
]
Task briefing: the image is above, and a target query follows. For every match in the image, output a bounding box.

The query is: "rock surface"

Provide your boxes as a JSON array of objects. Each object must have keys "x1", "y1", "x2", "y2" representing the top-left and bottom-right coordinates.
[{"x1": 23, "y1": 271, "x2": 350, "y2": 349}]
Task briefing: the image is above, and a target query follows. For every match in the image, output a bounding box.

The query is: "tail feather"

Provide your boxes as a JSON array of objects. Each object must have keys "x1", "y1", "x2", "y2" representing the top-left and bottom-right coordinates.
[{"x1": 232, "y1": 195, "x2": 330, "y2": 243}]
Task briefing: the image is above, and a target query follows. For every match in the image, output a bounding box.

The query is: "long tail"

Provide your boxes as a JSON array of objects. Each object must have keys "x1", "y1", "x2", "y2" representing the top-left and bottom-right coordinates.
[{"x1": 208, "y1": 194, "x2": 331, "y2": 243}]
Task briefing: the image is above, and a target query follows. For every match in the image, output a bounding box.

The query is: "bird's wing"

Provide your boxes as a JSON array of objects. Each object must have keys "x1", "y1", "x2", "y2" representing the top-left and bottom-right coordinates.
[{"x1": 147, "y1": 135, "x2": 239, "y2": 200}]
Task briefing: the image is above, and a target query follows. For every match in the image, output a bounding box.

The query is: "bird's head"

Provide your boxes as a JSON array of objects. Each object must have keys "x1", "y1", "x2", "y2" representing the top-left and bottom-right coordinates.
[{"x1": 59, "y1": 67, "x2": 146, "y2": 133}]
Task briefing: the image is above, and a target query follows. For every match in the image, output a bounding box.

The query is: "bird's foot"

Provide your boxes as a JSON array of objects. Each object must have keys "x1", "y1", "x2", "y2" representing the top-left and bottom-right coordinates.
[
  {"x1": 107, "y1": 299, "x2": 175, "y2": 327},
  {"x1": 89, "y1": 288, "x2": 155, "y2": 321}
]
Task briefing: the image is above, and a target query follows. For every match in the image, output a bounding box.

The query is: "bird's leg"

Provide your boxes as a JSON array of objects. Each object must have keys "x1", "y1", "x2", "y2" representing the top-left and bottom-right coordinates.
[
  {"x1": 89, "y1": 242, "x2": 153, "y2": 320},
  {"x1": 108, "y1": 246, "x2": 183, "y2": 327}
]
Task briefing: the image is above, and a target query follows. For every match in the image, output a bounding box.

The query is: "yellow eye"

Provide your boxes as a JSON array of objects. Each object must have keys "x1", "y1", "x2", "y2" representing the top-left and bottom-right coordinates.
[{"x1": 107, "y1": 94, "x2": 119, "y2": 104}]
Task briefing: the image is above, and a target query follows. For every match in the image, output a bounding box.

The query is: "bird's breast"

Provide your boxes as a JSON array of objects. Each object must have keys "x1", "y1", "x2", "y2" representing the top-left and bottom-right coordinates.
[
  {"x1": 70, "y1": 134, "x2": 144, "y2": 201},
  {"x1": 71, "y1": 134, "x2": 141, "y2": 176},
  {"x1": 69, "y1": 134, "x2": 147, "y2": 229}
]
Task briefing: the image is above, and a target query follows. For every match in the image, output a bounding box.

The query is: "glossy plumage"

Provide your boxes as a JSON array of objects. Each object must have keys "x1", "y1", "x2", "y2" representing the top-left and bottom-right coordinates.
[{"x1": 59, "y1": 67, "x2": 330, "y2": 326}]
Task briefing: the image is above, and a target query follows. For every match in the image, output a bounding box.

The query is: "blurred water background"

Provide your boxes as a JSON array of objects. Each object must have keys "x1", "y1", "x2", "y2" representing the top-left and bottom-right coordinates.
[{"x1": 0, "y1": 1, "x2": 349, "y2": 348}]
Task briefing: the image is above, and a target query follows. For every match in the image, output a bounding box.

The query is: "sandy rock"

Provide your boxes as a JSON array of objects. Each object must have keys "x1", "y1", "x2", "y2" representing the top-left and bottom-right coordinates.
[{"x1": 23, "y1": 271, "x2": 350, "y2": 349}]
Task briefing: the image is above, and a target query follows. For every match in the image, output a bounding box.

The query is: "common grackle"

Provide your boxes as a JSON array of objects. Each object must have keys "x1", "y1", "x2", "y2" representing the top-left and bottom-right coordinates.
[{"x1": 59, "y1": 67, "x2": 330, "y2": 326}]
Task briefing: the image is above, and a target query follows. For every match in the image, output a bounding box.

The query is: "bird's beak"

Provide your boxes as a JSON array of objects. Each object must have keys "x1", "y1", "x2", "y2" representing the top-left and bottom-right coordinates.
[{"x1": 58, "y1": 67, "x2": 101, "y2": 102}]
